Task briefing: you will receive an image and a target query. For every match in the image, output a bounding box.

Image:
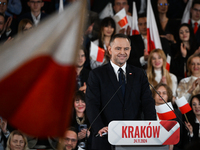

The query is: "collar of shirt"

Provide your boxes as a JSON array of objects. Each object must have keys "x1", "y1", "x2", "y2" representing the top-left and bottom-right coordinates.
[
  {"x1": 195, "y1": 117, "x2": 200, "y2": 123},
  {"x1": 191, "y1": 76, "x2": 200, "y2": 81},
  {"x1": 141, "y1": 35, "x2": 147, "y2": 50},
  {"x1": 191, "y1": 19, "x2": 200, "y2": 27},
  {"x1": 31, "y1": 12, "x2": 41, "y2": 26},
  {"x1": 110, "y1": 61, "x2": 126, "y2": 81}
]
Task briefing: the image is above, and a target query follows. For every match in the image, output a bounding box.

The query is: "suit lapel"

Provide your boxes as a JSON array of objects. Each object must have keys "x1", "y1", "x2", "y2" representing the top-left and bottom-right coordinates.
[{"x1": 107, "y1": 63, "x2": 124, "y2": 104}]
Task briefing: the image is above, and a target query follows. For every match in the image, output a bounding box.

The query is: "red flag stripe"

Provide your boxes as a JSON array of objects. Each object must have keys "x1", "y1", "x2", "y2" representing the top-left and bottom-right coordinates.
[
  {"x1": 179, "y1": 103, "x2": 192, "y2": 114},
  {"x1": 132, "y1": 30, "x2": 140, "y2": 35},
  {"x1": 118, "y1": 16, "x2": 128, "y2": 27},
  {"x1": 162, "y1": 127, "x2": 180, "y2": 145},
  {"x1": 166, "y1": 63, "x2": 170, "y2": 71},
  {"x1": 96, "y1": 47, "x2": 105, "y2": 62},
  {"x1": 0, "y1": 56, "x2": 76, "y2": 137},
  {"x1": 147, "y1": 28, "x2": 156, "y2": 53},
  {"x1": 157, "y1": 111, "x2": 176, "y2": 120}
]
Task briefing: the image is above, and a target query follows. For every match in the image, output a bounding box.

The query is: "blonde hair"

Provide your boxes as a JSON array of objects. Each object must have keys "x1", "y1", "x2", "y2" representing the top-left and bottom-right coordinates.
[
  {"x1": 187, "y1": 53, "x2": 200, "y2": 76},
  {"x1": 147, "y1": 49, "x2": 172, "y2": 89},
  {"x1": 6, "y1": 130, "x2": 29, "y2": 150}
]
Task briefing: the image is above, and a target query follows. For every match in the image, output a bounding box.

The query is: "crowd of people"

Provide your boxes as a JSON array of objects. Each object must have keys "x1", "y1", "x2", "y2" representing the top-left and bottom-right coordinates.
[{"x1": 1, "y1": 0, "x2": 200, "y2": 150}]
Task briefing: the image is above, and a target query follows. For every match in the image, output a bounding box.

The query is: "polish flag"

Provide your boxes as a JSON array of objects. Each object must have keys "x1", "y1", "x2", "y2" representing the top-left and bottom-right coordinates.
[
  {"x1": 181, "y1": 0, "x2": 193, "y2": 24},
  {"x1": 59, "y1": 0, "x2": 64, "y2": 13},
  {"x1": 90, "y1": 42, "x2": 105, "y2": 62},
  {"x1": 131, "y1": 2, "x2": 139, "y2": 35},
  {"x1": 166, "y1": 54, "x2": 171, "y2": 71},
  {"x1": 99, "y1": 2, "x2": 114, "y2": 19},
  {"x1": 155, "y1": 102, "x2": 176, "y2": 120},
  {"x1": 0, "y1": 0, "x2": 86, "y2": 138},
  {"x1": 113, "y1": 8, "x2": 128, "y2": 28},
  {"x1": 147, "y1": 0, "x2": 162, "y2": 53},
  {"x1": 175, "y1": 96, "x2": 192, "y2": 114}
]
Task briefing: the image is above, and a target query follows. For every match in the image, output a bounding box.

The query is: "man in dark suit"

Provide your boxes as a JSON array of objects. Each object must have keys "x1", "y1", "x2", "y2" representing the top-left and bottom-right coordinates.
[
  {"x1": 86, "y1": 34, "x2": 156, "y2": 150},
  {"x1": 18, "y1": 0, "x2": 47, "y2": 26},
  {"x1": 189, "y1": 0, "x2": 200, "y2": 46},
  {"x1": 127, "y1": 13, "x2": 171, "y2": 68}
]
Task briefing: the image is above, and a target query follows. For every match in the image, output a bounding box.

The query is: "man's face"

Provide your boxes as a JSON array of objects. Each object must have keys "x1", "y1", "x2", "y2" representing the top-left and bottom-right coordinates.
[
  {"x1": 108, "y1": 37, "x2": 131, "y2": 67},
  {"x1": 28, "y1": 0, "x2": 44, "y2": 13},
  {"x1": 63, "y1": 131, "x2": 77, "y2": 150},
  {"x1": 0, "y1": 0, "x2": 7, "y2": 14},
  {"x1": 138, "y1": 17, "x2": 147, "y2": 36},
  {"x1": 113, "y1": 0, "x2": 129, "y2": 14},
  {"x1": 191, "y1": 4, "x2": 200, "y2": 21},
  {"x1": 0, "y1": 15, "x2": 5, "y2": 33}
]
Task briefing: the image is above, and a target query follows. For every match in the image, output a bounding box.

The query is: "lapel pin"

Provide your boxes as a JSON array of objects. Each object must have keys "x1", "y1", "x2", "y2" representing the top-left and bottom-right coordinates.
[{"x1": 129, "y1": 73, "x2": 132, "y2": 75}]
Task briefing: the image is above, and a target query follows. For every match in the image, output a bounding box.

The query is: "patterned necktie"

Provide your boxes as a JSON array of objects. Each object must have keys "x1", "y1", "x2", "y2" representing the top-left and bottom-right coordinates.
[
  {"x1": 194, "y1": 22, "x2": 198, "y2": 34},
  {"x1": 118, "y1": 68, "x2": 126, "y2": 98}
]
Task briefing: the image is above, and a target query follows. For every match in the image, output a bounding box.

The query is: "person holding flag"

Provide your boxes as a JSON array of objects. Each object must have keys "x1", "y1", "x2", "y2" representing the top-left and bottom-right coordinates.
[
  {"x1": 90, "y1": 17, "x2": 116, "y2": 69},
  {"x1": 152, "y1": 83, "x2": 183, "y2": 150},
  {"x1": 128, "y1": 13, "x2": 171, "y2": 68},
  {"x1": 147, "y1": 49, "x2": 177, "y2": 97},
  {"x1": 182, "y1": 94, "x2": 200, "y2": 147}
]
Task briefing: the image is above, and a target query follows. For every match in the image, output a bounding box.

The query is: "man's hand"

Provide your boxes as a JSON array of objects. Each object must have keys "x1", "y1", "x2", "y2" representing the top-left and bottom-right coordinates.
[
  {"x1": 5, "y1": 16, "x2": 12, "y2": 32},
  {"x1": 0, "y1": 118, "x2": 7, "y2": 133},
  {"x1": 144, "y1": 49, "x2": 149, "y2": 61},
  {"x1": 79, "y1": 82, "x2": 87, "y2": 93},
  {"x1": 98, "y1": 126, "x2": 108, "y2": 137},
  {"x1": 85, "y1": 23, "x2": 94, "y2": 35}
]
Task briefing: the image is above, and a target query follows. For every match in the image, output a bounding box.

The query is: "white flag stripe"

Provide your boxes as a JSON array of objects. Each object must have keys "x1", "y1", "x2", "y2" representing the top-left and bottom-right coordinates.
[
  {"x1": 99, "y1": 3, "x2": 114, "y2": 19},
  {"x1": 175, "y1": 96, "x2": 189, "y2": 108},
  {"x1": 147, "y1": 0, "x2": 162, "y2": 49},
  {"x1": 131, "y1": 2, "x2": 139, "y2": 35},
  {"x1": 90, "y1": 42, "x2": 99, "y2": 61},
  {"x1": 167, "y1": 54, "x2": 171, "y2": 63},
  {"x1": 0, "y1": 1, "x2": 85, "y2": 80},
  {"x1": 181, "y1": 0, "x2": 193, "y2": 24},
  {"x1": 113, "y1": 8, "x2": 126, "y2": 22},
  {"x1": 155, "y1": 102, "x2": 174, "y2": 114}
]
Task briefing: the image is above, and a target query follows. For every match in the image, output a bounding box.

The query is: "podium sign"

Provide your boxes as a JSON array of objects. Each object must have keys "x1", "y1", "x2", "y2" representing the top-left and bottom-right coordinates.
[{"x1": 108, "y1": 121, "x2": 180, "y2": 145}]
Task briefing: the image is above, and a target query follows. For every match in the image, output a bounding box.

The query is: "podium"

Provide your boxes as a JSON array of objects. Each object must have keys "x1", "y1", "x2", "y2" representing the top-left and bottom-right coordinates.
[{"x1": 108, "y1": 121, "x2": 180, "y2": 150}]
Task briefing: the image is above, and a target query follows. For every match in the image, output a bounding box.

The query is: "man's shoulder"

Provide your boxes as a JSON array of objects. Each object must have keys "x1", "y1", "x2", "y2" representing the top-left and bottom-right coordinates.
[{"x1": 91, "y1": 63, "x2": 110, "y2": 73}]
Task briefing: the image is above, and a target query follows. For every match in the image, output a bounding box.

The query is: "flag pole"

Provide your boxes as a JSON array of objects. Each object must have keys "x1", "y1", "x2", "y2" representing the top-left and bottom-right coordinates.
[{"x1": 184, "y1": 113, "x2": 189, "y2": 123}]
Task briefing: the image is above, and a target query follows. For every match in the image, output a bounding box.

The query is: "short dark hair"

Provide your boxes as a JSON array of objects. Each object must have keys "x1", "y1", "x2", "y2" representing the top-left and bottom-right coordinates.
[
  {"x1": 67, "y1": 126, "x2": 78, "y2": 136},
  {"x1": 138, "y1": 13, "x2": 146, "y2": 19},
  {"x1": 192, "y1": 0, "x2": 200, "y2": 8},
  {"x1": 110, "y1": 33, "x2": 131, "y2": 46}
]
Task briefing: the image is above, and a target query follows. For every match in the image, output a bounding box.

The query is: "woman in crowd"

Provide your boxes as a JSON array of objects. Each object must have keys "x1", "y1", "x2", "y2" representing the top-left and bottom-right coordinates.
[
  {"x1": 170, "y1": 23, "x2": 199, "y2": 82},
  {"x1": 71, "y1": 91, "x2": 91, "y2": 150},
  {"x1": 177, "y1": 53, "x2": 200, "y2": 102},
  {"x1": 6, "y1": 130, "x2": 28, "y2": 150},
  {"x1": 90, "y1": 17, "x2": 116, "y2": 69},
  {"x1": 183, "y1": 94, "x2": 200, "y2": 147},
  {"x1": 153, "y1": 0, "x2": 178, "y2": 44},
  {"x1": 18, "y1": 19, "x2": 33, "y2": 33},
  {"x1": 147, "y1": 49, "x2": 177, "y2": 97}
]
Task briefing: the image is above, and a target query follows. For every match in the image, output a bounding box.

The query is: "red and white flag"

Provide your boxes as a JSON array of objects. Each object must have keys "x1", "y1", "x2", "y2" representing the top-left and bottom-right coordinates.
[
  {"x1": 181, "y1": 0, "x2": 193, "y2": 24},
  {"x1": 131, "y1": 2, "x2": 139, "y2": 35},
  {"x1": 155, "y1": 102, "x2": 176, "y2": 120},
  {"x1": 0, "y1": 0, "x2": 86, "y2": 138},
  {"x1": 90, "y1": 42, "x2": 105, "y2": 62},
  {"x1": 147, "y1": 0, "x2": 162, "y2": 53},
  {"x1": 175, "y1": 96, "x2": 192, "y2": 114},
  {"x1": 99, "y1": 2, "x2": 114, "y2": 19},
  {"x1": 166, "y1": 54, "x2": 171, "y2": 71},
  {"x1": 113, "y1": 8, "x2": 128, "y2": 28}
]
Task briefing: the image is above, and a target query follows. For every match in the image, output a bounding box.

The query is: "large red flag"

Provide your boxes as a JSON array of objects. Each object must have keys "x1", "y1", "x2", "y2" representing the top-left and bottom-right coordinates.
[
  {"x1": 0, "y1": 0, "x2": 86, "y2": 138},
  {"x1": 131, "y1": 2, "x2": 139, "y2": 35},
  {"x1": 147, "y1": 0, "x2": 162, "y2": 53}
]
